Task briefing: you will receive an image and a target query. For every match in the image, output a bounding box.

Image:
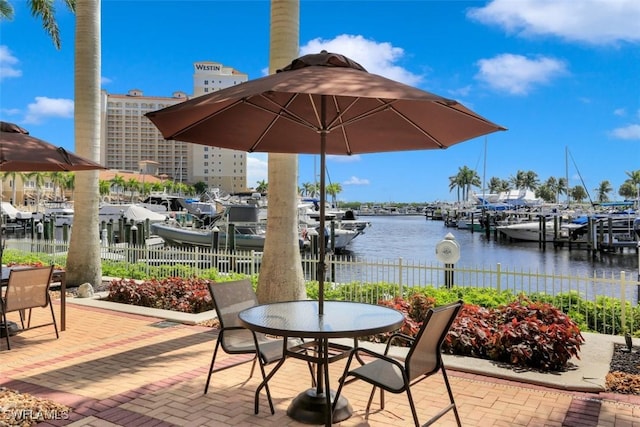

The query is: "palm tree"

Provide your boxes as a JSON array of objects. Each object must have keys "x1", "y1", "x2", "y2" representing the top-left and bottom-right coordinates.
[
  {"x1": 110, "y1": 174, "x2": 125, "y2": 202},
  {"x1": 256, "y1": 0, "x2": 305, "y2": 304},
  {"x1": 66, "y1": 0, "x2": 101, "y2": 287},
  {"x1": 48, "y1": 171, "x2": 67, "y2": 200},
  {"x1": 24, "y1": 172, "x2": 46, "y2": 212},
  {"x1": 125, "y1": 178, "x2": 139, "y2": 201},
  {"x1": 448, "y1": 174, "x2": 462, "y2": 202},
  {"x1": 595, "y1": 180, "x2": 612, "y2": 203},
  {"x1": 557, "y1": 177, "x2": 568, "y2": 203},
  {"x1": 99, "y1": 180, "x2": 111, "y2": 199},
  {"x1": 0, "y1": 0, "x2": 75, "y2": 49},
  {"x1": 63, "y1": 172, "x2": 75, "y2": 200},
  {"x1": 255, "y1": 180, "x2": 268, "y2": 193},
  {"x1": 488, "y1": 176, "x2": 509, "y2": 194},
  {"x1": 625, "y1": 170, "x2": 640, "y2": 201},
  {"x1": 570, "y1": 185, "x2": 587, "y2": 204},
  {"x1": 450, "y1": 166, "x2": 480, "y2": 202},
  {"x1": 325, "y1": 182, "x2": 342, "y2": 207}
]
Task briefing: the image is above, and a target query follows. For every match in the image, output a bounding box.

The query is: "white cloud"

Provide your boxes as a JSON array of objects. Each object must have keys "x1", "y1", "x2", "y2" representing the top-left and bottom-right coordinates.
[
  {"x1": 468, "y1": 0, "x2": 640, "y2": 45},
  {"x1": 247, "y1": 153, "x2": 268, "y2": 189},
  {"x1": 328, "y1": 154, "x2": 361, "y2": 163},
  {"x1": 23, "y1": 97, "x2": 74, "y2": 124},
  {"x1": 611, "y1": 124, "x2": 640, "y2": 140},
  {"x1": 614, "y1": 108, "x2": 626, "y2": 117},
  {"x1": 475, "y1": 54, "x2": 568, "y2": 95},
  {"x1": 343, "y1": 176, "x2": 370, "y2": 186},
  {"x1": 300, "y1": 34, "x2": 423, "y2": 86},
  {"x1": 0, "y1": 108, "x2": 21, "y2": 117},
  {"x1": 101, "y1": 76, "x2": 112, "y2": 85},
  {"x1": 0, "y1": 45, "x2": 21, "y2": 81}
]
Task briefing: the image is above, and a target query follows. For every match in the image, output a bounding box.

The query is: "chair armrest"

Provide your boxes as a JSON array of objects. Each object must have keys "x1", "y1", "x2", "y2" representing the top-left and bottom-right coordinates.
[{"x1": 384, "y1": 332, "x2": 415, "y2": 354}]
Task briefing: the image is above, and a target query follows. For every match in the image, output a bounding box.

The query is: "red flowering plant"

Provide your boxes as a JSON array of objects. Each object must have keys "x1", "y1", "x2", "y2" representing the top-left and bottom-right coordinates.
[{"x1": 106, "y1": 277, "x2": 214, "y2": 314}]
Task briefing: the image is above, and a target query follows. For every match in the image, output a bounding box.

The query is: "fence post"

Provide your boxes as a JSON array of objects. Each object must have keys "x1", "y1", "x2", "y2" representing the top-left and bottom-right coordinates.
[
  {"x1": 496, "y1": 263, "x2": 502, "y2": 293},
  {"x1": 620, "y1": 271, "x2": 626, "y2": 335},
  {"x1": 398, "y1": 257, "x2": 404, "y2": 297}
]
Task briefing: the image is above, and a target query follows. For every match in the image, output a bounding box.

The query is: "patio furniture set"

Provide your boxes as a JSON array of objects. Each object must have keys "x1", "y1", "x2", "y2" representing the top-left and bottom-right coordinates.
[{"x1": 206, "y1": 278, "x2": 463, "y2": 427}]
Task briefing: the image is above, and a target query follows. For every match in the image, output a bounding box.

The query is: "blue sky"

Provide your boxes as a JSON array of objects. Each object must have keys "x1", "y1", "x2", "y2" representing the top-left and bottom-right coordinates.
[{"x1": 1, "y1": 0, "x2": 639, "y2": 203}]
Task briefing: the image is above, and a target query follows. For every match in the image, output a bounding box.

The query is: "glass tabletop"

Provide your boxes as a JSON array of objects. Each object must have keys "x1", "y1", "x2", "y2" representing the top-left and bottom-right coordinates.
[{"x1": 239, "y1": 300, "x2": 404, "y2": 339}]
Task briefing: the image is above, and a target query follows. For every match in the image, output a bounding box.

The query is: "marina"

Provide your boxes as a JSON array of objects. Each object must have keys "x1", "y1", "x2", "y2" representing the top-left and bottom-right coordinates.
[{"x1": 346, "y1": 214, "x2": 639, "y2": 279}]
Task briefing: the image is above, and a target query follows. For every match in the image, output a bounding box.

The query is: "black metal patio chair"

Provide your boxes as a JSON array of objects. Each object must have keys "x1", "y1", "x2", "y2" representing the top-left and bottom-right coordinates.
[
  {"x1": 333, "y1": 300, "x2": 464, "y2": 427},
  {"x1": 1, "y1": 265, "x2": 58, "y2": 350},
  {"x1": 204, "y1": 279, "x2": 313, "y2": 415}
]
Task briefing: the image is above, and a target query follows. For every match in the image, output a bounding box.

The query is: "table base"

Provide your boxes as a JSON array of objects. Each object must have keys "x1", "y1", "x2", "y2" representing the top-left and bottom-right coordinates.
[{"x1": 287, "y1": 388, "x2": 352, "y2": 425}]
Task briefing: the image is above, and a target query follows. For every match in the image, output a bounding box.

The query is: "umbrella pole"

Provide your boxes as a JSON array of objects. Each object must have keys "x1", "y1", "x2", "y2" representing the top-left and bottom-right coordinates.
[{"x1": 318, "y1": 97, "x2": 327, "y2": 316}]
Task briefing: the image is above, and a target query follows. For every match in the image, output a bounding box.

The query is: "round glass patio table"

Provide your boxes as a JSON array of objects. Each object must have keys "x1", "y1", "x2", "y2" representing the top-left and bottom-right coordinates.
[{"x1": 238, "y1": 300, "x2": 404, "y2": 426}]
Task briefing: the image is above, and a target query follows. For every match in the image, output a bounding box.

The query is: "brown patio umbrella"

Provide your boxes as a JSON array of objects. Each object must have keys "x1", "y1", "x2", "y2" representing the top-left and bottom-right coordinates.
[
  {"x1": 0, "y1": 121, "x2": 105, "y2": 260},
  {"x1": 146, "y1": 51, "x2": 506, "y2": 315},
  {"x1": 0, "y1": 121, "x2": 106, "y2": 172}
]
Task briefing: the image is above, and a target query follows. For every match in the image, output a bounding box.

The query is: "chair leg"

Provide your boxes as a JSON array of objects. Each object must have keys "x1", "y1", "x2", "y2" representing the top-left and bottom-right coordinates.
[
  {"x1": 204, "y1": 339, "x2": 222, "y2": 394},
  {"x1": 48, "y1": 300, "x2": 59, "y2": 339},
  {"x1": 405, "y1": 386, "x2": 420, "y2": 427},
  {"x1": 332, "y1": 348, "x2": 356, "y2": 412},
  {"x1": 365, "y1": 386, "x2": 377, "y2": 413},
  {"x1": 442, "y1": 367, "x2": 462, "y2": 427},
  {"x1": 254, "y1": 356, "x2": 288, "y2": 415},
  {"x1": 2, "y1": 311, "x2": 10, "y2": 350}
]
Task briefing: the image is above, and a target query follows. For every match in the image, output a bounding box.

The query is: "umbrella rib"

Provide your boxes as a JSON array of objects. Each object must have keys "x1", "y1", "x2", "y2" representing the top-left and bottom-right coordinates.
[{"x1": 248, "y1": 94, "x2": 322, "y2": 131}]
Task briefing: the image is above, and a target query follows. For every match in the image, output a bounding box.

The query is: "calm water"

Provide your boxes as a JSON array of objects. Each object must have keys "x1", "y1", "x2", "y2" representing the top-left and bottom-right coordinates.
[{"x1": 344, "y1": 215, "x2": 639, "y2": 278}]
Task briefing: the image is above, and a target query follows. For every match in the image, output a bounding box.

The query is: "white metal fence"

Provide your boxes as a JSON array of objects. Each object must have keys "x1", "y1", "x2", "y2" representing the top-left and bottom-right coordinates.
[{"x1": 6, "y1": 238, "x2": 640, "y2": 334}]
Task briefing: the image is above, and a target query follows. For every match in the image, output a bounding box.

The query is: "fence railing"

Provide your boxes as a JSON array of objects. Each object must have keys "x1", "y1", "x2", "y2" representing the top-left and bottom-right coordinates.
[{"x1": 6, "y1": 238, "x2": 640, "y2": 335}]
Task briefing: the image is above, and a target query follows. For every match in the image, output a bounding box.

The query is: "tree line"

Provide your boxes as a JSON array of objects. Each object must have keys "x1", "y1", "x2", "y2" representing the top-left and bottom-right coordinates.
[{"x1": 448, "y1": 166, "x2": 640, "y2": 204}]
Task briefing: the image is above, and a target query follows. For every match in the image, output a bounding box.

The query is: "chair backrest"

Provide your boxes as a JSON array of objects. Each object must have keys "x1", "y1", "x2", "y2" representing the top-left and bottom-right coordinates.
[
  {"x1": 208, "y1": 279, "x2": 258, "y2": 329},
  {"x1": 405, "y1": 300, "x2": 463, "y2": 382},
  {"x1": 4, "y1": 266, "x2": 55, "y2": 313}
]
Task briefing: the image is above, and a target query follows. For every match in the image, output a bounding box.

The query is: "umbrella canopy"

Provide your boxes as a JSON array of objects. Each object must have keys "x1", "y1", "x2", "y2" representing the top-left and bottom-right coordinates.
[
  {"x1": 146, "y1": 51, "x2": 506, "y2": 315},
  {"x1": 0, "y1": 121, "x2": 105, "y2": 172}
]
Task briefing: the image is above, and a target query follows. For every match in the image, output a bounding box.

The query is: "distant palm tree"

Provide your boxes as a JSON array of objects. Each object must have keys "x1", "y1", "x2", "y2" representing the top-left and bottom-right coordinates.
[
  {"x1": 624, "y1": 170, "x2": 640, "y2": 200},
  {"x1": 325, "y1": 182, "x2": 342, "y2": 207},
  {"x1": 24, "y1": 172, "x2": 46, "y2": 211},
  {"x1": 255, "y1": 180, "x2": 268, "y2": 193},
  {"x1": 570, "y1": 185, "x2": 587, "y2": 203},
  {"x1": 595, "y1": 180, "x2": 612, "y2": 203},
  {"x1": 450, "y1": 166, "x2": 480, "y2": 202},
  {"x1": 110, "y1": 174, "x2": 125, "y2": 201}
]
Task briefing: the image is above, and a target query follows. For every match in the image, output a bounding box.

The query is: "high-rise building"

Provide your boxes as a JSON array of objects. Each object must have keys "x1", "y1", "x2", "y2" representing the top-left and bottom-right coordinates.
[
  {"x1": 189, "y1": 61, "x2": 248, "y2": 193},
  {"x1": 100, "y1": 61, "x2": 249, "y2": 193}
]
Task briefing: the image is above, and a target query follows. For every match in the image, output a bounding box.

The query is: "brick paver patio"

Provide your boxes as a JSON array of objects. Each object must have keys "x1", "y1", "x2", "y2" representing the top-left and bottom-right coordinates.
[{"x1": 1, "y1": 301, "x2": 639, "y2": 426}]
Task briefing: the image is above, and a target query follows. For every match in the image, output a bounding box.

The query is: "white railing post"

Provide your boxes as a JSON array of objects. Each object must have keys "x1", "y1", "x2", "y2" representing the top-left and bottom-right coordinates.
[
  {"x1": 621, "y1": 271, "x2": 627, "y2": 334},
  {"x1": 398, "y1": 257, "x2": 404, "y2": 297},
  {"x1": 496, "y1": 263, "x2": 502, "y2": 293}
]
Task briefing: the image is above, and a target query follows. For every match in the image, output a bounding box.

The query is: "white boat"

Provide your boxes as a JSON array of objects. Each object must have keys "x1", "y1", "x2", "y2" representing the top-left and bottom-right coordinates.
[
  {"x1": 297, "y1": 200, "x2": 370, "y2": 252},
  {"x1": 34, "y1": 202, "x2": 74, "y2": 227},
  {"x1": 0, "y1": 202, "x2": 32, "y2": 222},
  {"x1": 496, "y1": 218, "x2": 556, "y2": 241},
  {"x1": 99, "y1": 204, "x2": 168, "y2": 224},
  {"x1": 151, "y1": 204, "x2": 268, "y2": 251}
]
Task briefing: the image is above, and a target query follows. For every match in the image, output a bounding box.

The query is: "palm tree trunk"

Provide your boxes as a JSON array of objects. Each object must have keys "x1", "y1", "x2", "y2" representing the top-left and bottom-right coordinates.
[
  {"x1": 256, "y1": 0, "x2": 306, "y2": 303},
  {"x1": 66, "y1": 0, "x2": 102, "y2": 287}
]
